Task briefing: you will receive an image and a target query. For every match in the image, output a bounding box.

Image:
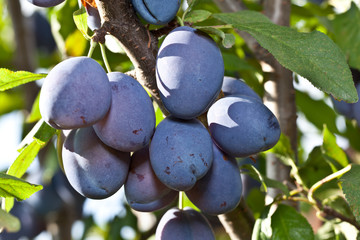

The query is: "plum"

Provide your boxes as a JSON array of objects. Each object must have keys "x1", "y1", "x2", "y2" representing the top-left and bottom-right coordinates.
[
  {"x1": 62, "y1": 126, "x2": 130, "y2": 199},
  {"x1": 78, "y1": 0, "x2": 101, "y2": 30},
  {"x1": 331, "y1": 96, "x2": 355, "y2": 119},
  {"x1": 222, "y1": 76, "x2": 261, "y2": 101},
  {"x1": 93, "y1": 72, "x2": 155, "y2": 152},
  {"x1": 207, "y1": 95, "x2": 281, "y2": 157},
  {"x1": 125, "y1": 146, "x2": 178, "y2": 212},
  {"x1": 27, "y1": 0, "x2": 64, "y2": 7},
  {"x1": 39, "y1": 56, "x2": 111, "y2": 130},
  {"x1": 131, "y1": 0, "x2": 181, "y2": 25},
  {"x1": 150, "y1": 117, "x2": 213, "y2": 191},
  {"x1": 185, "y1": 143, "x2": 242, "y2": 215},
  {"x1": 156, "y1": 207, "x2": 215, "y2": 240},
  {"x1": 156, "y1": 26, "x2": 224, "y2": 119}
]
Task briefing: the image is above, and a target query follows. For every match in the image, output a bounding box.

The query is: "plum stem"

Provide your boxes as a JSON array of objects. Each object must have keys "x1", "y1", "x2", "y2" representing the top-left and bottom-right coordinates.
[
  {"x1": 179, "y1": 191, "x2": 184, "y2": 210},
  {"x1": 100, "y1": 43, "x2": 112, "y2": 73},
  {"x1": 87, "y1": 39, "x2": 97, "y2": 58}
]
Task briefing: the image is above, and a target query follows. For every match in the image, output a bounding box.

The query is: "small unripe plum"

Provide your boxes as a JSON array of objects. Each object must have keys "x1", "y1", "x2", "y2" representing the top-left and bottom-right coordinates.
[
  {"x1": 156, "y1": 207, "x2": 215, "y2": 240},
  {"x1": 62, "y1": 127, "x2": 130, "y2": 199},
  {"x1": 150, "y1": 117, "x2": 213, "y2": 191},
  {"x1": 27, "y1": 0, "x2": 64, "y2": 7},
  {"x1": 207, "y1": 95, "x2": 281, "y2": 157},
  {"x1": 131, "y1": 0, "x2": 181, "y2": 25},
  {"x1": 39, "y1": 56, "x2": 111, "y2": 129},
  {"x1": 156, "y1": 26, "x2": 224, "y2": 119},
  {"x1": 185, "y1": 143, "x2": 242, "y2": 215},
  {"x1": 125, "y1": 146, "x2": 178, "y2": 212},
  {"x1": 222, "y1": 76, "x2": 261, "y2": 101},
  {"x1": 93, "y1": 72, "x2": 155, "y2": 152}
]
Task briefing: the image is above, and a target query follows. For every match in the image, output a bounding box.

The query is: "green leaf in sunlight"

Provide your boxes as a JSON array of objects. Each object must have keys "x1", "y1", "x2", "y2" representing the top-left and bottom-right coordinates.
[
  {"x1": 0, "y1": 173, "x2": 42, "y2": 201},
  {"x1": 184, "y1": 10, "x2": 212, "y2": 23},
  {"x1": 340, "y1": 164, "x2": 360, "y2": 223},
  {"x1": 0, "y1": 69, "x2": 46, "y2": 91},
  {"x1": 73, "y1": 7, "x2": 90, "y2": 40},
  {"x1": 26, "y1": 91, "x2": 41, "y2": 123},
  {"x1": 213, "y1": 11, "x2": 358, "y2": 102}
]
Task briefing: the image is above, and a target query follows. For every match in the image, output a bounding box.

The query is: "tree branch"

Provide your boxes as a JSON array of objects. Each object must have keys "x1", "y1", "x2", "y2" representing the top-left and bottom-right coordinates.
[{"x1": 94, "y1": 0, "x2": 168, "y2": 114}]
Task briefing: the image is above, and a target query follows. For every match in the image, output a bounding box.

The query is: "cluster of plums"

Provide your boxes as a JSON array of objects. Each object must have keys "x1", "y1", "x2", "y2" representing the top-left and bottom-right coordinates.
[
  {"x1": 31, "y1": 0, "x2": 281, "y2": 238},
  {"x1": 38, "y1": 26, "x2": 280, "y2": 239}
]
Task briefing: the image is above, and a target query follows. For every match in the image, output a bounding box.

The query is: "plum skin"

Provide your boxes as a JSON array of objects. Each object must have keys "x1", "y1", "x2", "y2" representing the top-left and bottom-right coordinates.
[
  {"x1": 185, "y1": 143, "x2": 242, "y2": 215},
  {"x1": 156, "y1": 207, "x2": 215, "y2": 240},
  {"x1": 125, "y1": 146, "x2": 178, "y2": 212},
  {"x1": 131, "y1": 0, "x2": 181, "y2": 25},
  {"x1": 150, "y1": 117, "x2": 213, "y2": 191},
  {"x1": 156, "y1": 26, "x2": 224, "y2": 119},
  {"x1": 93, "y1": 72, "x2": 155, "y2": 152},
  {"x1": 27, "y1": 0, "x2": 64, "y2": 7},
  {"x1": 39, "y1": 56, "x2": 111, "y2": 130},
  {"x1": 62, "y1": 127, "x2": 130, "y2": 199},
  {"x1": 207, "y1": 95, "x2": 281, "y2": 157},
  {"x1": 222, "y1": 76, "x2": 262, "y2": 101}
]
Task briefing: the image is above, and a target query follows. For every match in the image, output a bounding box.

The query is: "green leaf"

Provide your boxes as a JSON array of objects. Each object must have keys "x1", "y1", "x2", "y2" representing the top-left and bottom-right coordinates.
[
  {"x1": 271, "y1": 204, "x2": 314, "y2": 240},
  {"x1": 0, "y1": 208, "x2": 20, "y2": 233},
  {"x1": 268, "y1": 134, "x2": 295, "y2": 166},
  {"x1": 19, "y1": 120, "x2": 56, "y2": 150},
  {"x1": 196, "y1": 26, "x2": 235, "y2": 48},
  {"x1": 0, "y1": 69, "x2": 46, "y2": 91},
  {"x1": 213, "y1": 11, "x2": 358, "y2": 103},
  {"x1": 299, "y1": 147, "x2": 338, "y2": 193},
  {"x1": 73, "y1": 7, "x2": 90, "y2": 40},
  {"x1": 0, "y1": 173, "x2": 43, "y2": 201},
  {"x1": 184, "y1": 10, "x2": 212, "y2": 23},
  {"x1": 241, "y1": 164, "x2": 290, "y2": 196},
  {"x1": 329, "y1": 2, "x2": 360, "y2": 70},
  {"x1": 340, "y1": 164, "x2": 360, "y2": 223},
  {"x1": 7, "y1": 141, "x2": 41, "y2": 179},
  {"x1": 26, "y1": 91, "x2": 41, "y2": 123},
  {"x1": 322, "y1": 125, "x2": 348, "y2": 171}
]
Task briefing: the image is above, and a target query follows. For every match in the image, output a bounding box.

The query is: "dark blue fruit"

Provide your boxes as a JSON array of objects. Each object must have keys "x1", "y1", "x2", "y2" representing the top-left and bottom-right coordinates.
[
  {"x1": 125, "y1": 146, "x2": 178, "y2": 212},
  {"x1": 331, "y1": 96, "x2": 355, "y2": 119},
  {"x1": 207, "y1": 95, "x2": 281, "y2": 157},
  {"x1": 39, "y1": 57, "x2": 111, "y2": 129},
  {"x1": 93, "y1": 72, "x2": 155, "y2": 152},
  {"x1": 27, "y1": 0, "x2": 64, "y2": 7},
  {"x1": 185, "y1": 143, "x2": 242, "y2": 215},
  {"x1": 352, "y1": 84, "x2": 360, "y2": 125},
  {"x1": 33, "y1": 11, "x2": 56, "y2": 54},
  {"x1": 131, "y1": 0, "x2": 181, "y2": 25},
  {"x1": 156, "y1": 26, "x2": 224, "y2": 119},
  {"x1": 150, "y1": 117, "x2": 213, "y2": 191},
  {"x1": 78, "y1": 0, "x2": 101, "y2": 30},
  {"x1": 222, "y1": 76, "x2": 261, "y2": 101},
  {"x1": 62, "y1": 126, "x2": 130, "y2": 199},
  {"x1": 156, "y1": 207, "x2": 215, "y2": 240}
]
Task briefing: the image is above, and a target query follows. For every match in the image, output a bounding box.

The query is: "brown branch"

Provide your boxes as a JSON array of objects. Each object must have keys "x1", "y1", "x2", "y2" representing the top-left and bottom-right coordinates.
[
  {"x1": 94, "y1": 0, "x2": 168, "y2": 114},
  {"x1": 322, "y1": 206, "x2": 360, "y2": 231},
  {"x1": 218, "y1": 198, "x2": 255, "y2": 240}
]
